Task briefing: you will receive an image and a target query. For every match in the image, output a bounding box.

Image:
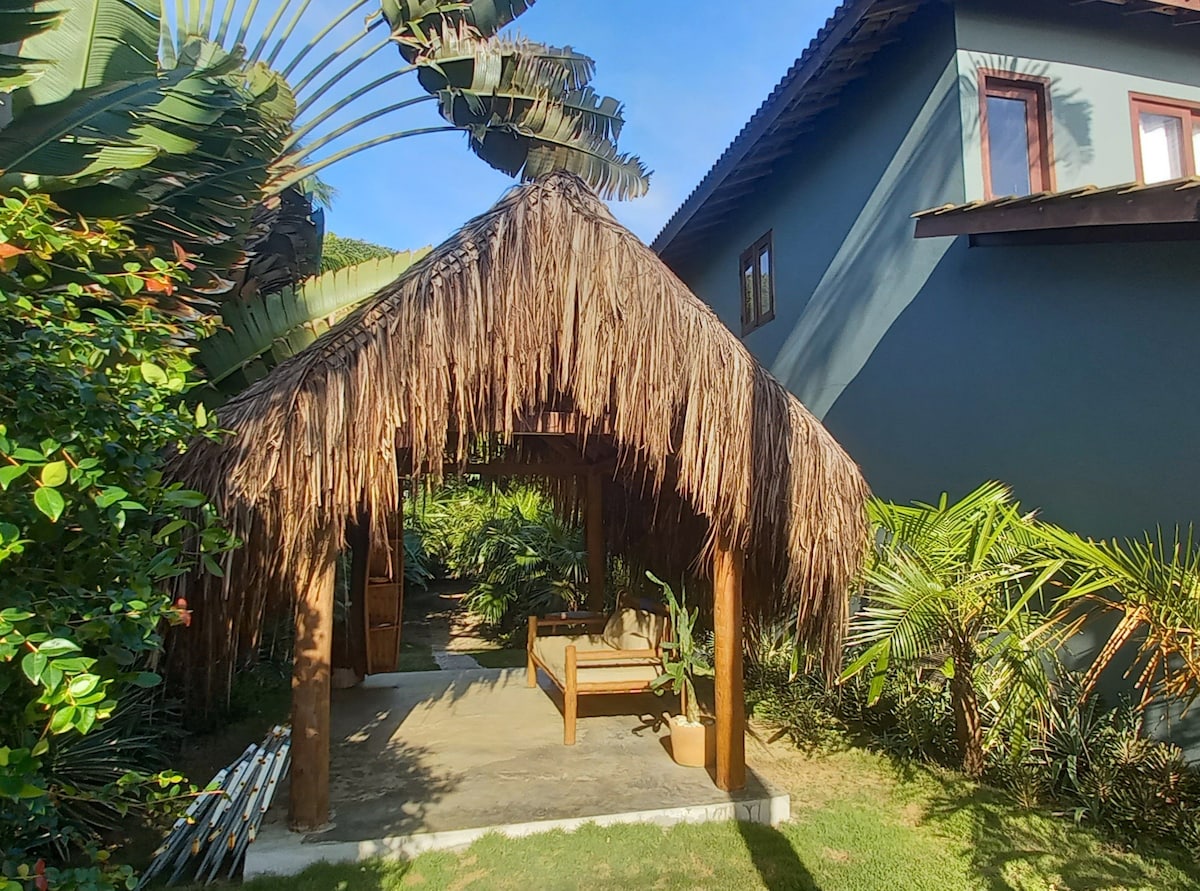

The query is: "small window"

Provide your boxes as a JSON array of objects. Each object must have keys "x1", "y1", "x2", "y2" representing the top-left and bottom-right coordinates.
[
  {"x1": 979, "y1": 71, "x2": 1053, "y2": 199},
  {"x1": 1131, "y1": 94, "x2": 1200, "y2": 184},
  {"x1": 739, "y1": 232, "x2": 774, "y2": 335}
]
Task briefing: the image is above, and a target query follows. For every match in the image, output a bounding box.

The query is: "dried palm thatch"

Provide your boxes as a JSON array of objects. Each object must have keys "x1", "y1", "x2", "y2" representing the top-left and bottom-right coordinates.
[{"x1": 169, "y1": 172, "x2": 869, "y2": 711}]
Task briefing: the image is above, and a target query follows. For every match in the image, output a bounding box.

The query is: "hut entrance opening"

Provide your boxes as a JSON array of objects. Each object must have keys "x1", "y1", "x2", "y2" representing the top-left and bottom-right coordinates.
[{"x1": 297, "y1": 411, "x2": 749, "y2": 832}]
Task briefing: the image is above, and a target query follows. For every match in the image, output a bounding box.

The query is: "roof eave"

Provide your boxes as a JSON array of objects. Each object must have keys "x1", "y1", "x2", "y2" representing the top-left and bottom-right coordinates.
[
  {"x1": 651, "y1": 0, "x2": 880, "y2": 257},
  {"x1": 913, "y1": 178, "x2": 1200, "y2": 238}
]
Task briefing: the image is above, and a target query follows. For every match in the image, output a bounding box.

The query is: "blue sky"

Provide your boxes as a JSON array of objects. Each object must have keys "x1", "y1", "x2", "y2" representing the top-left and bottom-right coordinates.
[{"x1": 294, "y1": 1, "x2": 840, "y2": 251}]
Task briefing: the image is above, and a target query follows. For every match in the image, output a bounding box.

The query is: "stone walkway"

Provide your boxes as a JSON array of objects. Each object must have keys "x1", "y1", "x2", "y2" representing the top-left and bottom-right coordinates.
[{"x1": 403, "y1": 583, "x2": 506, "y2": 670}]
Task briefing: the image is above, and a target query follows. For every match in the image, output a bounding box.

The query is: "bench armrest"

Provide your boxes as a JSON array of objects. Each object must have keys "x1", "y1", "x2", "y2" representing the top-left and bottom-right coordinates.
[
  {"x1": 535, "y1": 613, "x2": 607, "y2": 630},
  {"x1": 575, "y1": 648, "x2": 662, "y2": 663}
]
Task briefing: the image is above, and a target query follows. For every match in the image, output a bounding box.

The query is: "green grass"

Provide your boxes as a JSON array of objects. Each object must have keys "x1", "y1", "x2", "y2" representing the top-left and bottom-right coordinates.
[
  {"x1": 465, "y1": 648, "x2": 527, "y2": 669},
  {"x1": 395, "y1": 641, "x2": 439, "y2": 672},
  {"x1": 209, "y1": 745, "x2": 1199, "y2": 891}
]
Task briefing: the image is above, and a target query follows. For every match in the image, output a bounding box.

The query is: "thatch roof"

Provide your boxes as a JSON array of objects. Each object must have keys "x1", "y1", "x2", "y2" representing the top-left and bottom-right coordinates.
[{"x1": 170, "y1": 171, "x2": 869, "y2": 705}]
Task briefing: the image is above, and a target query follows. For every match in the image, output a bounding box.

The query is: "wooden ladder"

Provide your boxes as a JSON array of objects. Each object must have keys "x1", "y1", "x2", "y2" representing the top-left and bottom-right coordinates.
[{"x1": 363, "y1": 513, "x2": 404, "y2": 674}]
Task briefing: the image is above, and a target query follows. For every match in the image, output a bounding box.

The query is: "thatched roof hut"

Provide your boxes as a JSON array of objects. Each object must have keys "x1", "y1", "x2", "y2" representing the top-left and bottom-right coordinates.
[{"x1": 170, "y1": 171, "x2": 868, "y2": 827}]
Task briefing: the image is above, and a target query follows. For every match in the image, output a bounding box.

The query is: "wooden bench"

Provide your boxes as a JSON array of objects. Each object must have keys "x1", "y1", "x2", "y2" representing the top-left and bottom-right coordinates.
[{"x1": 526, "y1": 602, "x2": 670, "y2": 744}]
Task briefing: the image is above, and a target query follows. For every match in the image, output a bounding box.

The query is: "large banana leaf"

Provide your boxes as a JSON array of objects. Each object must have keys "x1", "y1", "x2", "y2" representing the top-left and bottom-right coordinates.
[
  {"x1": 197, "y1": 247, "x2": 429, "y2": 394},
  {"x1": 13, "y1": 0, "x2": 160, "y2": 106},
  {"x1": 384, "y1": 0, "x2": 535, "y2": 54},
  {"x1": 3, "y1": 19, "x2": 297, "y2": 299},
  {"x1": 413, "y1": 22, "x2": 648, "y2": 200},
  {"x1": 0, "y1": 1, "x2": 65, "y2": 93}
]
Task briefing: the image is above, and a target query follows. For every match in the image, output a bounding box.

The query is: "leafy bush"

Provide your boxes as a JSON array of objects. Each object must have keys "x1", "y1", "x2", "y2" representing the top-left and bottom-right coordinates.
[
  {"x1": 403, "y1": 528, "x2": 435, "y2": 591},
  {"x1": 407, "y1": 482, "x2": 585, "y2": 629},
  {"x1": 0, "y1": 194, "x2": 231, "y2": 886},
  {"x1": 744, "y1": 620, "x2": 954, "y2": 760},
  {"x1": 991, "y1": 676, "x2": 1200, "y2": 855},
  {"x1": 319, "y1": 233, "x2": 398, "y2": 273}
]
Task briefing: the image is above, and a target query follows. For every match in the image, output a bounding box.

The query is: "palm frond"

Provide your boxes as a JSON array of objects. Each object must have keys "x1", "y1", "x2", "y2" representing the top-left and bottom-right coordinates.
[
  {"x1": 1048, "y1": 525, "x2": 1200, "y2": 709},
  {"x1": 197, "y1": 247, "x2": 430, "y2": 392}
]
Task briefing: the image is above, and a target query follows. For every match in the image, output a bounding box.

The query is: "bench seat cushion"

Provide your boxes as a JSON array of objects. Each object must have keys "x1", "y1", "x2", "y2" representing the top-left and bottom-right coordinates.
[
  {"x1": 601, "y1": 607, "x2": 667, "y2": 651},
  {"x1": 532, "y1": 635, "x2": 661, "y2": 686}
]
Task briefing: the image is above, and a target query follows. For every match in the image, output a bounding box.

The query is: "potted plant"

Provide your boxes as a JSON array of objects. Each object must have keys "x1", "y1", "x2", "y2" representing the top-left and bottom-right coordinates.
[{"x1": 647, "y1": 572, "x2": 715, "y2": 767}]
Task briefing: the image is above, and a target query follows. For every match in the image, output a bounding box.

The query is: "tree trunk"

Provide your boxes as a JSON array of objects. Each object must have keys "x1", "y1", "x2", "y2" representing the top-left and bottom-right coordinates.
[{"x1": 950, "y1": 651, "x2": 985, "y2": 779}]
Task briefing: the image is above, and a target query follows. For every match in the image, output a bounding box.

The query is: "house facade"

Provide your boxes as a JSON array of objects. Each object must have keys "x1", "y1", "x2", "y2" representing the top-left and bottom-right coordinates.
[{"x1": 655, "y1": 0, "x2": 1200, "y2": 539}]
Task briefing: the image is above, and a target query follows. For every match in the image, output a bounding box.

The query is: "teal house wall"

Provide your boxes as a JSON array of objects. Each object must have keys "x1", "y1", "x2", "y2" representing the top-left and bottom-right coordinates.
[{"x1": 670, "y1": 0, "x2": 1200, "y2": 540}]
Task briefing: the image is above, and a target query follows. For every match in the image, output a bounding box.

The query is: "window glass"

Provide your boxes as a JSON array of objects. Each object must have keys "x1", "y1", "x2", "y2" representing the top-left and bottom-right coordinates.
[
  {"x1": 1139, "y1": 111, "x2": 1185, "y2": 183},
  {"x1": 739, "y1": 232, "x2": 774, "y2": 335},
  {"x1": 741, "y1": 260, "x2": 755, "y2": 328},
  {"x1": 986, "y1": 95, "x2": 1032, "y2": 197},
  {"x1": 756, "y1": 247, "x2": 772, "y2": 320}
]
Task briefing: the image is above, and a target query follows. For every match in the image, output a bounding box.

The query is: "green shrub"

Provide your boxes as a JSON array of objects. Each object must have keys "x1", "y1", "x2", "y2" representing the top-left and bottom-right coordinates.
[
  {"x1": 0, "y1": 194, "x2": 231, "y2": 886},
  {"x1": 993, "y1": 676, "x2": 1200, "y2": 856},
  {"x1": 407, "y1": 482, "x2": 585, "y2": 629}
]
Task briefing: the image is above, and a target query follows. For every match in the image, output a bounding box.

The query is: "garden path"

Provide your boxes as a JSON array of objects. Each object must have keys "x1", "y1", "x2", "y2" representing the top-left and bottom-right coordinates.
[{"x1": 402, "y1": 583, "x2": 501, "y2": 670}]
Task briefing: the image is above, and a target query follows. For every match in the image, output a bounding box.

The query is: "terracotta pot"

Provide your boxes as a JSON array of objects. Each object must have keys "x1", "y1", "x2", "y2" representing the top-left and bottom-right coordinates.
[{"x1": 669, "y1": 715, "x2": 715, "y2": 767}]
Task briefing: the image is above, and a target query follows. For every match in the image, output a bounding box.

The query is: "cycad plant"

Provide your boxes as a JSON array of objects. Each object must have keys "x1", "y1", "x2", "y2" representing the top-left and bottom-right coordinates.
[
  {"x1": 1041, "y1": 524, "x2": 1200, "y2": 713},
  {"x1": 841, "y1": 482, "x2": 1064, "y2": 777},
  {"x1": 1, "y1": 0, "x2": 648, "y2": 301}
]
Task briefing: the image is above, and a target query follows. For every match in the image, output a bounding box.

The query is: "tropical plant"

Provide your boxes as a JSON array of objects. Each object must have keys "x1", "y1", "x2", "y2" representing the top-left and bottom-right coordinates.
[
  {"x1": 841, "y1": 482, "x2": 1063, "y2": 777},
  {"x1": 0, "y1": 192, "x2": 231, "y2": 881},
  {"x1": 1041, "y1": 524, "x2": 1200, "y2": 713},
  {"x1": 993, "y1": 673, "x2": 1200, "y2": 855},
  {"x1": 458, "y1": 493, "x2": 586, "y2": 627},
  {"x1": 2, "y1": 0, "x2": 297, "y2": 300},
  {"x1": 647, "y1": 572, "x2": 711, "y2": 726},
  {"x1": 196, "y1": 247, "x2": 429, "y2": 393},
  {"x1": 2, "y1": 0, "x2": 648, "y2": 300},
  {"x1": 321, "y1": 232, "x2": 402, "y2": 273},
  {"x1": 406, "y1": 481, "x2": 586, "y2": 627}
]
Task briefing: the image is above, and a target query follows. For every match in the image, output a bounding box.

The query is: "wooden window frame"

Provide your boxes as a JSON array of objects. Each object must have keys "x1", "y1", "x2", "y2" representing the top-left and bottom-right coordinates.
[
  {"x1": 1129, "y1": 92, "x2": 1200, "y2": 183},
  {"x1": 739, "y1": 231, "x2": 775, "y2": 336},
  {"x1": 978, "y1": 70, "x2": 1055, "y2": 200}
]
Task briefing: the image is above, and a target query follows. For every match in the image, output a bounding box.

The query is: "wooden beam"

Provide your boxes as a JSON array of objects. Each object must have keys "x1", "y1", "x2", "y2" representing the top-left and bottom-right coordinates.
[
  {"x1": 915, "y1": 183, "x2": 1200, "y2": 238},
  {"x1": 585, "y1": 472, "x2": 605, "y2": 611},
  {"x1": 289, "y1": 532, "x2": 338, "y2": 831},
  {"x1": 444, "y1": 459, "x2": 615, "y2": 478},
  {"x1": 713, "y1": 530, "x2": 746, "y2": 793}
]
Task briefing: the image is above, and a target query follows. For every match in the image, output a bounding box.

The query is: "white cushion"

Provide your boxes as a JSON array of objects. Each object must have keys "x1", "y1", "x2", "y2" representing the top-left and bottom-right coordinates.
[
  {"x1": 532, "y1": 635, "x2": 661, "y2": 685},
  {"x1": 601, "y1": 607, "x2": 666, "y2": 651}
]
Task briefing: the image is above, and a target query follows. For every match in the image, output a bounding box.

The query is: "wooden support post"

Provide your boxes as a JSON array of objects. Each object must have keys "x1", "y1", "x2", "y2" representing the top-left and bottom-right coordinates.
[
  {"x1": 564, "y1": 644, "x2": 578, "y2": 745},
  {"x1": 585, "y1": 472, "x2": 605, "y2": 611},
  {"x1": 713, "y1": 530, "x2": 746, "y2": 792},
  {"x1": 527, "y1": 615, "x2": 538, "y2": 687},
  {"x1": 289, "y1": 532, "x2": 338, "y2": 831}
]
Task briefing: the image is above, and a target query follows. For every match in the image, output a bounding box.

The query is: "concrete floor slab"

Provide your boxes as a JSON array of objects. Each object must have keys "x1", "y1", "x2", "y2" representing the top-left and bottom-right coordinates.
[{"x1": 246, "y1": 667, "x2": 787, "y2": 877}]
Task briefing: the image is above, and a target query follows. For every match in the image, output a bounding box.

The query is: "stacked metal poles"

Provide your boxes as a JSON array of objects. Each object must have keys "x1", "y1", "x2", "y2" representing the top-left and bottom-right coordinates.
[{"x1": 138, "y1": 724, "x2": 291, "y2": 887}]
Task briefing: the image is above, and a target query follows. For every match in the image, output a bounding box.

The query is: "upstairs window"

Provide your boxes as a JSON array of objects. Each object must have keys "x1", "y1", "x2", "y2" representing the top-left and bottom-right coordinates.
[
  {"x1": 1131, "y1": 94, "x2": 1200, "y2": 183},
  {"x1": 979, "y1": 72, "x2": 1053, "y2": 199},
  {"x1": 740, "y1": 232, "x2": 774, "y2": 335}
]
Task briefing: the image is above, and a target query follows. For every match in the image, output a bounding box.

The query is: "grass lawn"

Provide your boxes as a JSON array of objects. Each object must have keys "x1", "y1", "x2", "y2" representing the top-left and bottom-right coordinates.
[
  {"x1": 211, "y1": 739, "x2": 1198, "y2": 891},
  {"x1": 394, "y1": 641, "x2": 439, "y2": 672},
  {"x1": 465, "y1": 648, "x2": 527, "y2": 669}
]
